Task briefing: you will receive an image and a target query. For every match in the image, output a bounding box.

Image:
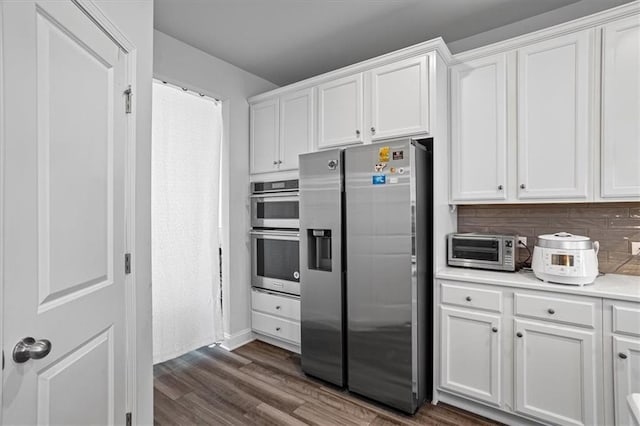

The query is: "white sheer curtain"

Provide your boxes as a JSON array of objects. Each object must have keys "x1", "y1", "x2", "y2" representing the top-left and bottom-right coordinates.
[{"x1": 151, "y1": 81, "x2": 223, "y2": 364}]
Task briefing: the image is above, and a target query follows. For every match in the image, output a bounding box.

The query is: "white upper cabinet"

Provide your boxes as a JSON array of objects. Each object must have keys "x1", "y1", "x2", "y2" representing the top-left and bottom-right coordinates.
[
  {"x1": 317, "y1": 73, "x2": 364, "y2": 149},
  {"x1": 368, "y1": 55, "x2": 429, "y2": 141},
  {"x1": 250, "y1": 98, "x2": 279, "y2": 174},
  {"x1": 516, "y1": 30, "x2": 592, "y2": 200},
  {"x1": 451, "y1": 54, "x2": 507, "y2": 202},
  {"x1": 279, "y1": 88, "x2": 314, "y2": 171},
  {"x1": 601, "y1": 16, "x2": 640, "y2": 199},
  {"x1": 250, "y1": 88, "x2": 314, "y2": 174}
]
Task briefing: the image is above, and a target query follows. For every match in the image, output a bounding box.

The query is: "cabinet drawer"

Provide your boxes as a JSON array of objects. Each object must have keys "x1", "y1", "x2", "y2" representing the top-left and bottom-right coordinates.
[
  {"x1": 251, "y1": 289, "x2": 300, "y2": 321},
  {"x1": 612, "y1": 304, "x2": 640, "y2": 337},
  {"x1": 252, "y1": 311, "x2": 300, "y2": 344},
  {"x1": 514, "y1": 292, "x2": 596, "y2": 328},
  {"x1": 441, "y1": 282, "x2": 503, "y2": 313}
]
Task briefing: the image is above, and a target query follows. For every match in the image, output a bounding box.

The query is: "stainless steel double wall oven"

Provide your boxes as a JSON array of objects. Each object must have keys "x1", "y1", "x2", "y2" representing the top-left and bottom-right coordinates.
[{"x1": 250, "y1": 179, "x2": 300, "y2": 296}]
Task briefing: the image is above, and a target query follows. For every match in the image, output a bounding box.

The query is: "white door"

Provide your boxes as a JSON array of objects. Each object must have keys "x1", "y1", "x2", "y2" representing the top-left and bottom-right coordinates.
[
  {"x1": 440, "y1": 307, "x2": 502, "y2": 406},
  {"x1": 317, "y1": 73, "x2": 364, "y2": 148},
  {"x1": 514, "y1": 320, "x2": 599, "y2": 426},
  {"x1": 450, "y1": 54, "x2": 508, "y2": 202},
  {"x1": 2, "y1": 1, "x2": 129, "y2": 424},
  {"x1": 250, "y1": 98, "x2": 279, "y2": 174},
  {"x1": 516, "y1": 30, "x2": 592, "y2": 200},
  {"x1": 368, "y1": 55, "x2": 429, "y2": 141},
  {"x1": 601, "y1": 16, "x2": 640, "y2": 199},
  {"x1": 279, "y1": 88, "x2": 314, "y2": 171},
  {"x1": 613, "y1": 336, "x2": 640, "y2": 426}
]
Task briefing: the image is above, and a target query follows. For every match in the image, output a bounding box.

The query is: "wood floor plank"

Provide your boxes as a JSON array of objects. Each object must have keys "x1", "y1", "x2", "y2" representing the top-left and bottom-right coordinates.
[
  {"x1": 154, "y1": 341, "x2": 501, "y2": 426},
  {"x1": 245, "y1": 402, "x2": 309, "y2": 426}
]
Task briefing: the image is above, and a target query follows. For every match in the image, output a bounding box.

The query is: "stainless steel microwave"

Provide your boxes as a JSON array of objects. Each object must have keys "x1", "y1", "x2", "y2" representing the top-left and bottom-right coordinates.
[
  {"x1": 251, "y1": 179, "x2": 299, "y2": 229},
  {"x1": 250, "y1": 229, "x2": 300, "y2": 296},
  {"x1": 447, "y1": 233, "x2": 518, "y2": 272}
]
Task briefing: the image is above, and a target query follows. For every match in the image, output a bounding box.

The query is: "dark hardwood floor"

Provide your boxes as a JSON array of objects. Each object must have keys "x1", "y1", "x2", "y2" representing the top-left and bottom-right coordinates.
[{"x1": 154, "y1": 340, "x2": 500, "y2": 425}]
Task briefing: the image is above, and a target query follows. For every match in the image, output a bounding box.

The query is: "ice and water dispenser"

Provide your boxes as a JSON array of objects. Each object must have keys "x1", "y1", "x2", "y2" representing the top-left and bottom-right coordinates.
[{"x1": 307, "y1": 229, "x2": 332, "y2": 272}]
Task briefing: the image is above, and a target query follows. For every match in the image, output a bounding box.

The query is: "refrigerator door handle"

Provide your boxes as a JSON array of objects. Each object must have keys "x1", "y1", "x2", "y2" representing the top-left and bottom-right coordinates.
[{"x1": 410, "y1": 144, "x2": 419, "y2": 397}]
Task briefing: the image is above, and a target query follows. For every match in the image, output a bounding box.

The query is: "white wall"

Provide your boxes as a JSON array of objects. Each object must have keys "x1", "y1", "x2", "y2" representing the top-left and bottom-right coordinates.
[
  {"x1": 92, "y1": 1, "x2": 154, "y2": 424},
  {"x1": 152, "y1": 30, "x2": 278, "y2": 349},
  {"x1": 448, "y1": 0, "x2": 634, "y2": 53}
]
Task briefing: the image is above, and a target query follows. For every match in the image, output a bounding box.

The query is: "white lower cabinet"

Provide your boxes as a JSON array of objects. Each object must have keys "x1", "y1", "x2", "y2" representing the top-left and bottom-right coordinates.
[
  {"x1": 514, "y1": 319, "x2": 598, "y2": 425},
  {"x1": 440, "y1": 306, "x2": 502, "y2": 406},
  {"x1": 608, "y1": 301, "x2": 640, "y2": 426},
  {"x1": 251, "y1": 289, "x2": 301, "y2": 346},
  {"x1": 438, "y1": 280, "x2": 612, "y2": 426},
  {"x1": 613, "y1": 337, "x2": 640, "y2": 426}
]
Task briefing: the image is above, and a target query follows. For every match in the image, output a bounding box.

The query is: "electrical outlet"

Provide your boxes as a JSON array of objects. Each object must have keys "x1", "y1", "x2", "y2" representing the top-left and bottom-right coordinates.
[
  {"x1": 517, "y1": 236, "x2": 528, "y2": 247},
  {"x1": 632, "y1": 242, "x2": 640, "y2": 256}
]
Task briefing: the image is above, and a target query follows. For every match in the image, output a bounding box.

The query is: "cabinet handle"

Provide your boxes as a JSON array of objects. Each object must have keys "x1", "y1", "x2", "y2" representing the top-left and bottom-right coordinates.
[
  {"x1": 492, "y1": 327, "x2": 498, "y2": 333},
  {"x1": 273, "y1": 161, "x2": 278, "y2": 165},
  {"x1": 498, "y1": 185, "x2": 503, "y2": 190},
  {"x1": 465, "y1": 296, "x2": 472, "y2": 302},
  {"x1": 275, "y1": 305, "x2": 281, "y2": 310},
  {"x1": 547, "y1": 308, "x2": 555, "y2": 315},
  {"x1": 516, "y1": 332, "x2": 523, "y2": 338},
  {"x1": 278, "y1": 160, "x2": 282, "y2": 164},
  {"x1": 520, "y1": 184, "x2": 526, "y2": 189},
  {"x1": 371, "y1": 127, "x2": 376, "y2": 134},
  {"x1": 619, "y1": 352, "x2": 628, "y2": 359},
  {"x1": 276, "y1": 327, "x2": 281, "y2": 332}
]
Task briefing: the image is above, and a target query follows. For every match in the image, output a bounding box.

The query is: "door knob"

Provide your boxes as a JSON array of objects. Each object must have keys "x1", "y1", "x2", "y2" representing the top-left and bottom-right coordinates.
[{"x1": 13, "y1": 337, "x2": 52, "y2": 363}]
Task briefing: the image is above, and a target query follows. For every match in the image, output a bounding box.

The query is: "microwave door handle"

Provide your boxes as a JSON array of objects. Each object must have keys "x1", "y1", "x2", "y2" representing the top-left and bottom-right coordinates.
[{"x1": 249, "y1": 192, "x2": 299, "y2": 199}]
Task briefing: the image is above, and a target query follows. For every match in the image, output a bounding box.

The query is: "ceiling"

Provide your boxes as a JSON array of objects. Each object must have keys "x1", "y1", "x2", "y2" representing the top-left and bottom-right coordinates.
[{"x1": 154, "y1": 0, "x2": 583, "y2": 86}]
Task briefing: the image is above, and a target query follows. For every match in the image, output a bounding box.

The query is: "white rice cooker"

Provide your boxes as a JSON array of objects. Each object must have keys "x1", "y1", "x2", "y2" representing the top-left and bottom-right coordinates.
[{"x1": 532, "y1": 232, "x2": 600, "y2": 286}]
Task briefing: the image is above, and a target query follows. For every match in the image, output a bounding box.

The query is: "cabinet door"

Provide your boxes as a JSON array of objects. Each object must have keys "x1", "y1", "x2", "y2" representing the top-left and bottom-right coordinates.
[
  {"x1": 369, "y1": 55, "x2": 429, "y2": 141},
  {"x1": 279, "y1": 88, "x2": 314, "y2": 171},
  {"x1": 514, "y1": 319, "x2": 599, "y2": 425},
  {"x1": 317, "y1": 73, "x2": 363, "y2": 148},
  {"x1": 440, "y1": 307, "x2": 502, "y2": 406},
  {"x1": 601, "y1": 16, "x2": 640, "y2": 199},
  {"x1": 451, "y1": 54, "x2": 507, "y2": 202},
  {"x1": 517, "y1": 30, "x2": 592, "y2": 200},
  {"x1": 613, "y1": 336, "x2": 640, "y2": 426},
  {"x1": 250, "y1": 98, "x2": 279, "y2": 174}
]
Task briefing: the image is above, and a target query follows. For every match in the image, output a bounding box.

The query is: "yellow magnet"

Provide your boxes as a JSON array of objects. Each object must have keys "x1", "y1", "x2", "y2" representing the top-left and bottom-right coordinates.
[{"x1": 378, "y1": 146, "x2": 390, "y2": 162}]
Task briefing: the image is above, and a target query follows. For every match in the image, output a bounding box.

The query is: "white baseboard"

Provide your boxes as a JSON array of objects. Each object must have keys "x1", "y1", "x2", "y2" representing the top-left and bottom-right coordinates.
[
  {"x1": 220, "y1": 328, "x2": 255, "y2": 351},
  {"x1": 254, "y1": 333, "x2": 301, "y2": 354}
]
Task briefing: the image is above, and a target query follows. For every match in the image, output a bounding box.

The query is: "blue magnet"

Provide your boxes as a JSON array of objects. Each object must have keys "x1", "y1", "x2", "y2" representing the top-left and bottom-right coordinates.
[{"x1": 372, "y1": 175, "x2": 386, "y2": 185}]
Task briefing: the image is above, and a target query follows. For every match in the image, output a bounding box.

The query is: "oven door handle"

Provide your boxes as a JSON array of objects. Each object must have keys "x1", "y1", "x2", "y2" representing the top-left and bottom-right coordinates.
[{"x1": 250, "y1": 230, "x2": 300, "y2": 239}]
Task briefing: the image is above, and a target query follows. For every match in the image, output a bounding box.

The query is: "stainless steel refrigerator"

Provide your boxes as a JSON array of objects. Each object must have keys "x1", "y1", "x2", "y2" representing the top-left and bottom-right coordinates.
[{"x1": 299, "y1": 138, "x2": 433, "y2": 414}]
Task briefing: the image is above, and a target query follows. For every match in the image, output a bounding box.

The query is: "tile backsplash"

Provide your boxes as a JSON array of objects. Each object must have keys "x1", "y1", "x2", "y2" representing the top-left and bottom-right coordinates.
[{"x1": 457, "y1": 203, "x2": 640, "y2": 276}]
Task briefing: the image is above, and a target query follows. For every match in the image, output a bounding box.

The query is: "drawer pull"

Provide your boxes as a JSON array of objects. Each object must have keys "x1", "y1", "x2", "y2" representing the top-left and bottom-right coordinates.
[
  {"x1": 275, "y1": 305, "x2": 281, "y2": 310},
  {"x1": 619, "y1": 352, "x2": 628, "y2": 360},
  {"x1": 516, "y1": 332, "x2": 523, "y2": 338},
  {"x1": 492, "y1": 327, "x2": 498, "y2": 333},
  {"x1": 547, "y1": 308, "x2": 555, "y2": 315},
  {"x1": 276, "y1": 327, "x2": 281, "y2": 332},
  {"x1": 465, "y1": 296, "x2": 472, "y2": 302}
]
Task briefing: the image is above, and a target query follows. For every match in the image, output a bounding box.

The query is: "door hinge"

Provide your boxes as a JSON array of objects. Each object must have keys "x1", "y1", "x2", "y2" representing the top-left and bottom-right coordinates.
[
  {"x1": 124, "y1": 85, "x2": 132, "y2": 114},
  {"x1": 125, "y1": 412, "x2": 132, "y2": 426},
  {"x1": 125, "y1": 253, "x2": 131, "y2": 274}
]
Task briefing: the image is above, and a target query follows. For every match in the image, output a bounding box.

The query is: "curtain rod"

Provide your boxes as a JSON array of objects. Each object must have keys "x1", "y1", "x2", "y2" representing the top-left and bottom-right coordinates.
[{"x1": 158, "y1": 80, "x2": 221, "y2": 104}]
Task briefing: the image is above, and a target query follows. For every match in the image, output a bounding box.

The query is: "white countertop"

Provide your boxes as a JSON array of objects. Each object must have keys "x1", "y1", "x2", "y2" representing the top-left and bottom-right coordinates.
[{"x1": 436, "y1": 267, "x2": 640, "y2": 303}]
